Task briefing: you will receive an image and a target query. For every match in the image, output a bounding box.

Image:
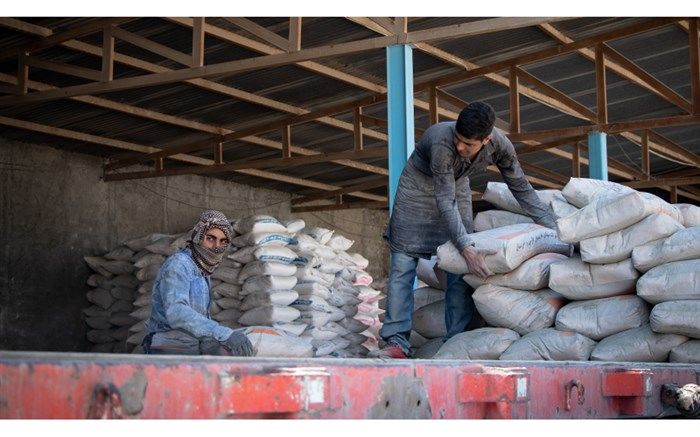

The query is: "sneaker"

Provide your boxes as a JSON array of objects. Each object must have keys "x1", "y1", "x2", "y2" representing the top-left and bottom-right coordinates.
[{"x1": 368, "y1": 342, "x2": 408, "y2": 359}]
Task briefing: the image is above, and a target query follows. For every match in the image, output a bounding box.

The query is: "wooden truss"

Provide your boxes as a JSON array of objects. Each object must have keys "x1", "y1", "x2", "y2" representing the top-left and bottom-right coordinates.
[{"x1": 0, "y1": 17, "x2": 699, "y2": 212}]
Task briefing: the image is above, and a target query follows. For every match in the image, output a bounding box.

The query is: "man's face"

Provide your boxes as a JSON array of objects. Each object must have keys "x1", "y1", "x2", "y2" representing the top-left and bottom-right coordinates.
[
  {"x1": 201, "y1": 227, "x2": 229, "y2": 250},
  {"x1": 454, "y1": 132, "x2": 491, "y2": 158}
]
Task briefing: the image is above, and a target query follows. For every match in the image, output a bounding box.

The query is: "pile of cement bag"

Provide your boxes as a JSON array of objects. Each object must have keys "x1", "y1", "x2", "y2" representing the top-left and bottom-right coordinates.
[
  {"x1": 83, "y1": 215, "x2": 384, "y2": 358},
  {"x1": 430, "y1": 179, "x2": 700, "y2": 363}
]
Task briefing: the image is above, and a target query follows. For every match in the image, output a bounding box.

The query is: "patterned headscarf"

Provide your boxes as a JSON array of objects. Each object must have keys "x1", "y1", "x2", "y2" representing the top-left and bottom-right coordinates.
[{"x1": 187, "y1": 210, "x2": 233, "y2": 275}]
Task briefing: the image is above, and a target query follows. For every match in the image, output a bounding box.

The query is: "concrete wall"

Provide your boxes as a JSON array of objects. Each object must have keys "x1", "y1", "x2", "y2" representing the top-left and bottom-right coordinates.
[{"x1": 0, "y1": 138, "x2": 389, "y2": 352}]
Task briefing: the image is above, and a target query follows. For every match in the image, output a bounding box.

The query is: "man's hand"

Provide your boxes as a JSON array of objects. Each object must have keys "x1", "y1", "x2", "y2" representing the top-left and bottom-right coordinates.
[
  {"x1": 222, "y1": 330, "x2": 254, "y2": 357},
  {"x1": 461, "y1": 246, "x2": 495, "y2": 279}
]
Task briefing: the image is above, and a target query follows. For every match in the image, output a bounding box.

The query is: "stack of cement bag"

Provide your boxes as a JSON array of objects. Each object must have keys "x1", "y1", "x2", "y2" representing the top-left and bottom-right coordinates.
[
  {"x1": 552, "y1": 178, "x2": 697, "y2": 363},
  {"x1": 409, "y1": 258, "x2": 448, "y2": 357},
  {"x1": 285, "y1": 222, "x2": 383, "y2": 358},
  {"x1": 633, "y1": 226, "x2": 700, "y2": 363},
  {"x1": 83, "y1": 232, "x2": 187, "y2": 353},
  {"x1": 432, "y1": 178, "x2": 700, "y2": 362},
  {"x1": 434, "y1": 210, "x2": 573, "y2": 360},
  {"x1": 83, "y1": 214, "x2": 383, "y2": 358}
]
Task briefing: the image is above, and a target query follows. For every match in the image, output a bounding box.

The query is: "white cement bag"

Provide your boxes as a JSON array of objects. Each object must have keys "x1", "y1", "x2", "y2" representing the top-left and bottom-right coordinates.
[
  {"x1": 473, "y1": 285, "x2": 567, "y2": 335},
  {"x1": 211, "y1": 266, "x2": 241, "y2": 284},
  {"x1": 500, "y1": 328, "x2": 596, "y2": 361},
  {"x1": 212, "y1": 282, "x2": 241, "y2": 299},
  {"x1": 238, "y1": 305, "x2": 300, "y2": 325},
  {"x1": 294, "y1": 282, "x2": 331, "y2": 300},
  {"x1": 412, "y1": 338, "x2": 446, "y2": 359},
  {"x1": 473, "y1": 209, "x2": 533, "y2": 232},
  {"x1": 557, "y1": 191, "x2": 683, "y2": 243},
  {"x1": 292, "y1": 251, "x2": 320, "y2": 268},
  {"x1": 134, "y1": 253, "x2": 165, "y2": 269},
  {"x1": 296, "y1": 266, "x2": 334, "y2": 287},
  {"x1": 232, "y1": 232, "x2": 296, "y2": 247},
  {"x1": 228, "y1": 245, "x2": 298, "y2": 264},
  {"x1": 318, "y1": 261, "x2": 345, "y2": 275},
  {"x1": 632, "y1": 226, "x2": 700, "y2": 273},
  {"x1": 307, "y1": 227, "x2": 335, "y2": 245},
  {"x1": 675, "y1": 203, "x2": 700, "y2": 227},
  {"x1": 548, "y1": 256, "x2": 638, "y2": 300},
  {"x1": 482, "y1": 182, "x2": 565, "y2": 214},
  {"x1": 550, "y1": 198, "x2": 579, "y2": 220},
  {"x1": 104, "y1": 246, "x2": 135, "y2": 261},
  {"x1": 238, "y1": 261, "x2": 297, "y2": 283},
  {"x1": 292, "y1": 297, "x2": 345, "y2": 323},
  {"x1": 590, "y1": 325, "x2": 688, "y2": 362},
  {"x1": 669, "y1": 340, "x2": 700, "y2": 363},
  {"x1": 414, "y1": 287, "x2": 445, "y2": 311},
  {"x1": 416, "y1": 257, "x2": 447, "y2": 290},
  {"x1": 464, "y1": 253, "x2": 567, "y2": 291},
  {"x1": 233, "y1": 215, "x2": 286, "y2": 234},
  {"x1": 129, "y1": 320, "x2": 146, "y2": 333},
  {"x1": 561, "y1": 178, "x2": 635, "y2": 207},
  {"x1": 437, "y1": 223, "x2": 570, "y2": 274},
  {"x1": 636, "y1": 260, "x2": 700, "y2": 304},
  {"x1": 327, "y1": 235, "x2": 354, "y2": 251},
  {"x1": 350, "y1": 253, "x2": 369, "y2": 270},
  {"x1": 310, "y1": 337, "x2": 351, "y2": 357},
  {"x1": 580, "y1": 214, "x2": 684, "y2": 264},
  {"x1": 434, "y1": 328, "x2": 521, "y2": 360},
  {"x1": 298, "y1": 310, "x2": 334, "y2": 328},
  {"x1": 244, "y1": 326, "x2": 313, "y2": 358},
  {"x1": 271, "y1": 321, "x2": 307, "y2": 336},
  {"x1": 412, "y1": 300, "x2": 447, "y2": 339},
  {"x1": 240, "y1": 290, "x2": 298, "y2": 311},
  {"x1": 242, "y1": 275, "x2": 298, "y2": 294},
  {"x1": 169, "y1": 233, "x2": 189, "y2": 252},
  {"x1": 650, "y1": 301, "x2": 700, "y2": 338},
  {"x1": 555, "y1": 295, "x2": 650, "y2": 340},
  {"x1": 282, "y1": 218, "x2": 306, "y2": 234},
  {"x1": 291, "y1": 234, "x2": 322, "y2": 252}
]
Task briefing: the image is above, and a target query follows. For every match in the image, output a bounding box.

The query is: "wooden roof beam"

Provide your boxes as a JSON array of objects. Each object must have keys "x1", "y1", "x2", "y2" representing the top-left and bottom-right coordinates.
[
  {"x1": 0, "y1": 114, "x2": 386, "y2": 202},
  {"x1": 0, "y1": 17, "x2": 134, "y2": 61},
  {"x1": 539, "y1": 22, "x2": 692, "y2": 114},
  {"x1": 0, "y1": 17, "x2": 558, "y2": 106}
]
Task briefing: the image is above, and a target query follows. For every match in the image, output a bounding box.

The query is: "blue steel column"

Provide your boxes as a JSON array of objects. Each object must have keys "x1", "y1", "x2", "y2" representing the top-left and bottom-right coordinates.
[
  {"x1": 587, "y1": 131, "x2": 608, "y2": 180},
  {"x1": 386, "y1": 44, "x2": 415, "y2": 213}
]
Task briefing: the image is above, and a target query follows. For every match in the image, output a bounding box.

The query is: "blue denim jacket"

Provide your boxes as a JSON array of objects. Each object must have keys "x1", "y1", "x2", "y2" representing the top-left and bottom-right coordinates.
[
  {"x1": 145, "y1": 248, "x2": 233, "y2": 342},
  {"x1": 386, "y1": 122, "x2": 556, "y2": 257}
]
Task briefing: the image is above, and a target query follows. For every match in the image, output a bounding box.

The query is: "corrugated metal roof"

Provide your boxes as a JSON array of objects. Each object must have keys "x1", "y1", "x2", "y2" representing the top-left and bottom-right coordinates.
[{"x1": 0, "y1": 16, "x2": 698, "y2": 205}]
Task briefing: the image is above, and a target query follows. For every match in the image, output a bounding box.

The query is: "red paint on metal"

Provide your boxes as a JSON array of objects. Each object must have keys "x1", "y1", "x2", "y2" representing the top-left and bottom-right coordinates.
[{"x1": 1, "y1": 353, "x2": 699, "y2": 419}]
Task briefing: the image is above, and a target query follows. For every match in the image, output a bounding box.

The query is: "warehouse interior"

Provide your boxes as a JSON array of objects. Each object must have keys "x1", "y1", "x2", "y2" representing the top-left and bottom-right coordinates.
[{"x1": 1, "y1": 16, "x2": 699, "y2": 353}]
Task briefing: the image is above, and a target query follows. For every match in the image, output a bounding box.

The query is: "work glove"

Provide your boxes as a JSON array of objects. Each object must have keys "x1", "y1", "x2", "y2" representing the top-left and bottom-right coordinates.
[{"x1": 222, "y1": 330, "x2": 254, "y2": 357}]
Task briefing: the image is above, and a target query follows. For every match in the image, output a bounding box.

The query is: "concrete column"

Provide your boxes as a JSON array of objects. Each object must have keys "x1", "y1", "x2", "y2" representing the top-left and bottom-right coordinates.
[
  {"x1": 386, "y1": 44, "x2": 415, "y2": 213},
  {"x1": 587, "y1": 131, "x2": 608, "y2": 180}
]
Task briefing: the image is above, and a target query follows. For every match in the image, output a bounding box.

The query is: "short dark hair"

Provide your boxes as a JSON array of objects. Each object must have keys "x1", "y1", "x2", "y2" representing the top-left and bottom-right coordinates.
[{"x1": 455, "y1": 101, "x2": 496, "y2": 140}]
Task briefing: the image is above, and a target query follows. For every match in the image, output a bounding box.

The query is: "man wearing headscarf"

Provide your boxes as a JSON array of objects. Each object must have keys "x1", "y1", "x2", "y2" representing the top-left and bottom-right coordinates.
[{"x1": 143, "y1": 210, "x2": 253, "y2": 356}]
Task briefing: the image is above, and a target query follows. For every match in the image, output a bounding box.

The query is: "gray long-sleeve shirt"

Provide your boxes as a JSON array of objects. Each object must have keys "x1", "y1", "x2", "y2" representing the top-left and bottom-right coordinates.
[{"x1": 385, "y1": 121, "x2": 556, "y2": 257}]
